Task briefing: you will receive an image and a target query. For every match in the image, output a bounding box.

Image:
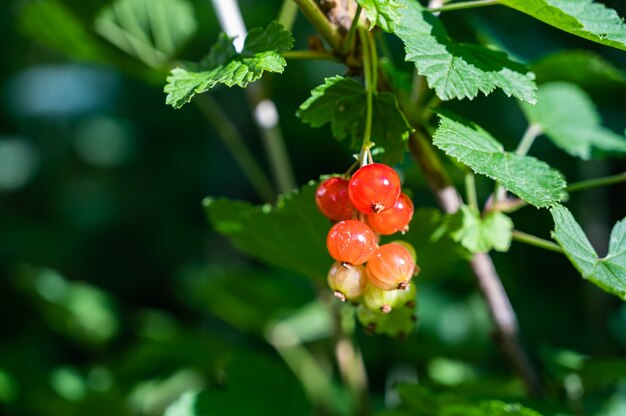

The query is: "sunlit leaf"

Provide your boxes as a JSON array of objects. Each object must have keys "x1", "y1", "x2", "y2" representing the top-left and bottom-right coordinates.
[
  {"x1": 432, "y1": 112, "x2": 566, "y2": 208},
  {"x1": 165, "y1": 22, "x2": 293, "y2": 108},
  {"x1": 551, "y1": 205, "x2": 626, "y2": 300},
  {"x1": 297, "y1": 76, "x2": 413, "y2": 165},
  {"x1": 500, "y1": 0, "x2": 626, "y2": 51},
  {"x1": 395, "y1": 0, "x2": 536, "y2": 103}
]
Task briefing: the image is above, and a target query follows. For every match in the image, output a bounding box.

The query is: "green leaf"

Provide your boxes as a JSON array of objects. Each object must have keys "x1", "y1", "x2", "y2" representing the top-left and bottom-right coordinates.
[
  {"x1": 165, "y1": 354, "x2": 311, "y2": 416},
  {"x1": 449, "y1": 206, "x2": 513, "y2": 253},
  {"x1": 444, "y1": 401, "x2": 543, "y2": 416},
  {"x1": 179, "y1": 267, "x2": 314, "y2": 335},
  {"x1": 165, "y1": 22, "x2": 294, "y2": 108},
  {"x1": 297, "y1": 76, "x2": 413, "y2": 165},
  {"x1": 18, "y1": 0, "x2": 109, "y2": 63},
  {"x1": 521, "y1": 82, "x2": 626, "y2": 159},
  {"x1": 500, "y1": 0, "x2": 626, "y2": 51},
  {"x1": 95, "y1": 0, "x2": 197, "y2": 67},
  {"x1": 531, "y1": 50, "x2": 626, "y2": 90},
  {"x1": 432, "y1": 112, "x2": 566, "y2": 208},
  {"x1": 203, "y1": 180, "x2": 329, "y2": 281},
  {"x1": 550, "y1": 205, "x2": 626, "y2": 300},
  {"x1": 395, "y1": 385, "x2": 543, "y2": 416},
  {"x1": 356, "y1": 0, "x2": 403, "y2": 32},
  {"x1": 394, "y1": 0, "x2": 536, "y2": 103}
]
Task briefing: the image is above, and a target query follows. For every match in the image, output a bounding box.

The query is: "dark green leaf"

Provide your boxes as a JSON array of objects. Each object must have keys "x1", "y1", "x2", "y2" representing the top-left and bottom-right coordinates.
[
  {"x1": 432, "y1": 112, "x2": 566, "y2": 208},
  {"x1": 165, "y1": 22, "x2": 293, "y2": 108},
  {"x1": 179, "y1": 267, "x2": 314, "y2": 334},
  {"x1": 297, "y1": 76, "x2": 413, "y2": 165},
  {"x1": 357, "y1": 0, "x2": 403, "y2": 32},
  {"x1": 448, "y1": 206, "x2": 513, "y2": 253},
  {"x1": 95, "y1": 0, "x2": 196, "y2": 67},
  {"x1": 165, "y1": 354, "x2": 311, "y2": 416},
  {"x1": 395, "y1": 385, "x2": 542, "y2": 416},
  {"x1": 531, "y1": 50, "x2": 626, "y2": 90},
  {"x1": 500, "y1": 0, "x2": 626, "y2": 51},
  {"x1": 18, "y1": 0, "x2": 109, "y2": 63},
  {"x1": 203, "y1": 180, "x2": 330, "y2": 281},
  {"x1": 521, "y1": 82, "x2": 626, "y2": 159},
  {"x1": 551, "y1": 205, "x2": 626, "y2": 299},
  {"x1": 395, "y1": 0, "x2": 536, "y2": 103}
]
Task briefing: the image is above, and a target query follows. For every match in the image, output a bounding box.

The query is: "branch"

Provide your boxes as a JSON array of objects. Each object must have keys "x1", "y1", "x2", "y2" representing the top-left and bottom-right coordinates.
[
  {"x1": 194, "y1": 95, "x2": 275, "y2": 202},
  {"x1": 512, "y1": 230, "x2": 564, "y2": 253},
  {"x1": 407, "y1": 129, "x2": 542, "y2": 396},
  {"x1": 292, "y1": 0, "x2": 343, "y2": 51}
]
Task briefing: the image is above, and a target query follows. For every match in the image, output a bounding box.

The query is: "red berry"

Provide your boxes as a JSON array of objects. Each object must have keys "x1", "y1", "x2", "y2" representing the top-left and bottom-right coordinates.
[
  {"x1": 327, "y1": 262, "x2": 368, "y2": 302},
  {"x1": 366, "y1": 243, "x2": 416, "y2": 290},
  {"x1": 326, "y1": 220, "x2": 377, "y2": 265},
  {"x1": 349, "y1": 163, "x2": 401, "y2": 214},
  {"x1": 365, "y1": 193, "x2": 414, "y2": 235},
  {"x1": 315, "y1": 177, "x2": 354, "y2": 221},
  {"x1": 390, "y1": 240, "x2": 417, "y2": 264}
]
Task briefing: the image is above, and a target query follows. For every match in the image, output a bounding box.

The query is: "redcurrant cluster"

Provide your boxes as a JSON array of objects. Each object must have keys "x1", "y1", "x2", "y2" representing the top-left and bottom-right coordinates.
[{"x1": 316, "y1": 163, "x2": 421, "y2": 336}]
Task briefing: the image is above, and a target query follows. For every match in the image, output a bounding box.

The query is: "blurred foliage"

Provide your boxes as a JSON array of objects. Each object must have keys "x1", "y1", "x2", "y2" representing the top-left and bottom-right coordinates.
[{"x1": 1, "y1": 0, "x2": 625, "y2": 415}]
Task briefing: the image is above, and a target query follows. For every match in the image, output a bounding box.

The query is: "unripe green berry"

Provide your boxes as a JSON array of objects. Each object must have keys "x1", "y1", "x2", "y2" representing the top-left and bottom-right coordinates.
[{"x1": 327, "y1": 262, "x2": 368, "y2": 302}]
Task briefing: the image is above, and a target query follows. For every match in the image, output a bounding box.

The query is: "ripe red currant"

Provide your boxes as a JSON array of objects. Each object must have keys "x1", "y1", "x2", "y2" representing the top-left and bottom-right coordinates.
[
  {"x1": 390, "y1": 240, "x2": 417, "y2": 264},
  {"x1": 327, "y1": 262, "x2": 368, "y2": 302},
  {"x1": 366, "y1": 243, "x2": 416, "y2": 290},
  {"x1": 349, "y1": 163, "x2": 401, "y2": 214},
  {"x1": 365, "y1": 192, "x2": 414, "y2": 235},
  {"x1": 326, "y1": 220, "x2": 377, "y2": 265},
  {"x1": 315, "y1": 177, "x2": 354, "y2": 221}
]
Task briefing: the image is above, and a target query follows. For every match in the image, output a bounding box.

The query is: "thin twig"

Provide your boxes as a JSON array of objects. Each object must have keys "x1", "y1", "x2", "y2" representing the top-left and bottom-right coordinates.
[{"x1": 194, "y1": 95, "x2": 275, "y2": 202}]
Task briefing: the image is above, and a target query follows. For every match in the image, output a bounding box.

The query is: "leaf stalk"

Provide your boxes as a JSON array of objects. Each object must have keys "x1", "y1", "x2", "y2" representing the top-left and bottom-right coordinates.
[
  {"x1": 429, "y1": 0, "x2": 500, "y2": 13},
  {"x1": 512, "y1": 230, "x2": 564, "y2": 253}
]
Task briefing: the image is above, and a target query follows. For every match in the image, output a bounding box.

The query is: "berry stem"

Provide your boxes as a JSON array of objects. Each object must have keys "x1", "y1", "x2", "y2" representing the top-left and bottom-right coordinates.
[
  {"x1": 193, "y1": 94, "x2": 275, "y2": 202},
  {"x1": 359, "y1": 27, "x2": 374, "y2": 162}
]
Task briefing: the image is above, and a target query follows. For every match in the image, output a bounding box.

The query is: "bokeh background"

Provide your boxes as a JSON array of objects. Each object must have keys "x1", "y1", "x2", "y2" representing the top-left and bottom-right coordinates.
[{"x1": 1, "y1": 0, "x2": 625, "y2": 415}]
